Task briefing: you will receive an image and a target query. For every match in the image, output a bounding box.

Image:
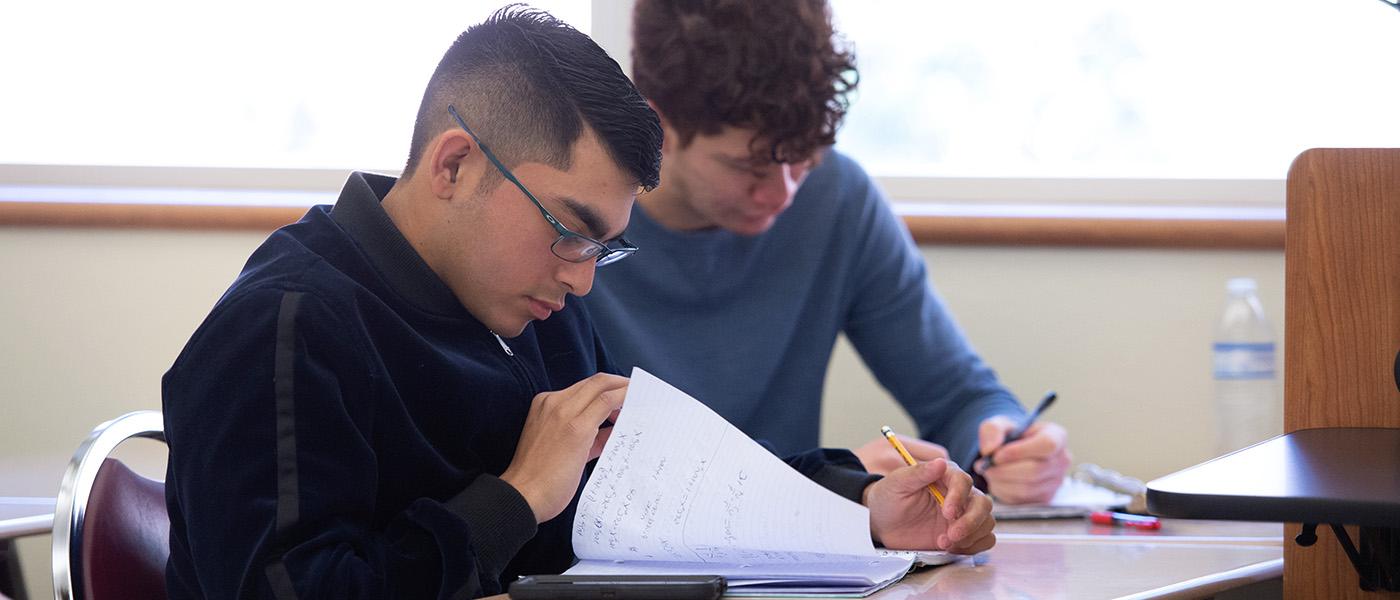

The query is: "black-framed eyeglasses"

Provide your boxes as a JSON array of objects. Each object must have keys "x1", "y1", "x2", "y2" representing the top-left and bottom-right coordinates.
[{"x1": 447, "y1": 105, "x2": 638, "y2": 267}]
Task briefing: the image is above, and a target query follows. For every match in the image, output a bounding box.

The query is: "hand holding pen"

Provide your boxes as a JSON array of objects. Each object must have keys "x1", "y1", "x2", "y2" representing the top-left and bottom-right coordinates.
[{"x1": 971, "y1": 391, "x2": 1072, "y2": 505}]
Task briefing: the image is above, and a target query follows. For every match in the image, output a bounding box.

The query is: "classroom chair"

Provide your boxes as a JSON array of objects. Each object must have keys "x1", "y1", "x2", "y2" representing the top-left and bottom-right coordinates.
[{"x1": 51, "y1": 411, "x2": 168, "y2": 600}]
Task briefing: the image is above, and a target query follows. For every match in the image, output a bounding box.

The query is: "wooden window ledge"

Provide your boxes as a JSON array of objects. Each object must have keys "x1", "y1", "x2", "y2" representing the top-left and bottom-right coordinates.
[{"x1": 0, "y1": 187, "x2": 1283, "y2": 250}]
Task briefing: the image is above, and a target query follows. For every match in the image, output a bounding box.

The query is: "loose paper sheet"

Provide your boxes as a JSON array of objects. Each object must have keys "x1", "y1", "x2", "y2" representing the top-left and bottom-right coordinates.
[{"x1": 572, "y1": 368, "x2": 886, "y2": 565}]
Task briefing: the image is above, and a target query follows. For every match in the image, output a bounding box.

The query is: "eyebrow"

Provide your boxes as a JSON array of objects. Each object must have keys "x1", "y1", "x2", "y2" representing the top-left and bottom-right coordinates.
[{"x1": 557, "y1": 197, "x2": 622, "y2": 241}]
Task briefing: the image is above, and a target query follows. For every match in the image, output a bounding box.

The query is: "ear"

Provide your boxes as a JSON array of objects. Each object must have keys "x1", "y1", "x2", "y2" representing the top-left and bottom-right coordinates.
[{"x1": 425, "y1": 129, "x2": 479, "y2": 201}]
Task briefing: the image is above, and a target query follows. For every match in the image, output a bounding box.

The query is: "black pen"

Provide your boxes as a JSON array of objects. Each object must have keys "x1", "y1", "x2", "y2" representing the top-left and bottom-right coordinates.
[{"x1": 973, "y1": 391, "x2": 1057, "y2": 472}]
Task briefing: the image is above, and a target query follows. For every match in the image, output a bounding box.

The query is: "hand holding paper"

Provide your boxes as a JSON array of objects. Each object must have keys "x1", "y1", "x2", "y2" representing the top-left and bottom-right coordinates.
[{"x1": 501, "y1": 373, "x2": 628, "y2": 523}]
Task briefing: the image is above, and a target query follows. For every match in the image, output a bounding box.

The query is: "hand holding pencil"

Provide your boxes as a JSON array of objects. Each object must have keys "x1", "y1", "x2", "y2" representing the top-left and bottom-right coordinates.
[
  {"x1": 861, "y1": 426, "x2": 996, "y2": 555},
  {"x1": 853, "y1": 428, "x2": 949, "y2": 476},
  {"x1": 881, "y1": 426, "x2": 946, "y2": 505}
]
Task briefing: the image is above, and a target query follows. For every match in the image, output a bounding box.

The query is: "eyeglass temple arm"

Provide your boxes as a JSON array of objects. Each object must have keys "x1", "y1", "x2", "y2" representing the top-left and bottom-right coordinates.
[{"x1": 446, "y1": 106, "x2": 560, "y2": 227}]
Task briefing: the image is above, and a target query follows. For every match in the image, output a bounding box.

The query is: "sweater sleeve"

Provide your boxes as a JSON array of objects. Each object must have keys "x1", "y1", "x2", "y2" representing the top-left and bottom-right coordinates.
[
  {"x1": 786, "y1": 448, "x2": 883, "y2": 503},
  {"x1": 162, "y1": 289, "x2": 536, "y2": 600},
  {"x1": 835, "y1": 160, "x2": 1027, "y2": 468},
  {"x1": 761, "y1": 442, "x2": 880, "y2": 504}
]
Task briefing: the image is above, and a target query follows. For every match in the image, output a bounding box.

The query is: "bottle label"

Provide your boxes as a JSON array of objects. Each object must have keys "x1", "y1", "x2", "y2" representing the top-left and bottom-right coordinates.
[{"x1": 1213, "y1": 342, "x2": 1275, "y2": 379}]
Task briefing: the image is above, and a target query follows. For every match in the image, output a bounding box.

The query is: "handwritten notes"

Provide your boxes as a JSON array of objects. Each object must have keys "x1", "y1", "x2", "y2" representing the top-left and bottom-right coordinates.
[{"x1": 568, "y1": 369, "x2": 916, "y2": 596}]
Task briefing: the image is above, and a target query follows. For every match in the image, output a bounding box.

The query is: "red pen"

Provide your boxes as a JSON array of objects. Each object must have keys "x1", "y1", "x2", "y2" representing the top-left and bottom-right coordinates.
[{"x1": 1090, "y1": 511, "x2": 1161, "y2": 530}]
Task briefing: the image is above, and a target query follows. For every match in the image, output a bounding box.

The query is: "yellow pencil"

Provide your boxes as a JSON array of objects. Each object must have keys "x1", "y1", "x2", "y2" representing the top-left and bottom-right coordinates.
[{"x1": 880, "y1": 426, "x2": 946, "y2": 506}]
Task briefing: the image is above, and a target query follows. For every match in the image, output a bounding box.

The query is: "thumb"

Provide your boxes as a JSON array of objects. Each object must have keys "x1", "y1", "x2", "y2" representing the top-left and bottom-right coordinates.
[{"x1": 979, "y1": 417, "x2": 1015, "y2": 456}]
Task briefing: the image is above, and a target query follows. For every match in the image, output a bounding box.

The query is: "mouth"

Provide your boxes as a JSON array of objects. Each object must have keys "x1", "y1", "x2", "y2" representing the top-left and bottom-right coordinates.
[{"x1": 527, "y1": 297, "x2": 565, "y2": 321}]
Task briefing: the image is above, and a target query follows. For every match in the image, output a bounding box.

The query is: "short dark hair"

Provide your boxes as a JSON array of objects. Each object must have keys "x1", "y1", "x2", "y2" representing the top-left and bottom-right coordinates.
[
  {"x1": 404, "y1": 5, "x2": 662, "y2": 191},
  {"x1": 631, "y1": 0, "x2": 857, "y2": 163}
]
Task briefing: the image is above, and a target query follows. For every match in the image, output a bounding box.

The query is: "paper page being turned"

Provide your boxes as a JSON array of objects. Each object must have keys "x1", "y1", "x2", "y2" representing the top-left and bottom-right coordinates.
[{"x1": 573, "y1": 368, "x2": 878, "y2": 564}]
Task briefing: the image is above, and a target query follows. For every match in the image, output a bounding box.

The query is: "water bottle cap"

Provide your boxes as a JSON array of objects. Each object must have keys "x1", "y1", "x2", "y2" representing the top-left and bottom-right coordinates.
[{"x1": 1227, "y1": 277, "x2": 1257, "y2": 293}]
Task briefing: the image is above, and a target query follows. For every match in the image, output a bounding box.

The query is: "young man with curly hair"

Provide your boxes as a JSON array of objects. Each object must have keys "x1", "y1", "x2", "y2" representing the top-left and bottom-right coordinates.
[{"x1": 588, "y1": 0, "x2": 1072, "y2": 504}]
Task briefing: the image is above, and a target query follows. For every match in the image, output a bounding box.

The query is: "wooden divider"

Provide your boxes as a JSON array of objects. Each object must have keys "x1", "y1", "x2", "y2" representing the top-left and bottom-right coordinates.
[{"x1": 1283, "y1": 148, "x2": 1400, "y2": 598}]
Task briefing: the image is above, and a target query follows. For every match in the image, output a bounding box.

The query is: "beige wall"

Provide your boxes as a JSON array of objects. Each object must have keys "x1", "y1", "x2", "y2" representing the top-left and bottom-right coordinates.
[
  {"x1": 2, "y1": 227, "x2": 267, "y2": 599},
  {"x1": 821, "y1": 245, "x2": 1285, "y2": 481},
  {"x1": 0, "y1": 226, "x2": 1284, "y2": 597}
]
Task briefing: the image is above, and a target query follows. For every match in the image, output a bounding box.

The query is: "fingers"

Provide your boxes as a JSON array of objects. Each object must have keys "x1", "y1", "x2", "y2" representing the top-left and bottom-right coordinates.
[
  {"x1": 504, "y1": 374, "x2": 631, "y2": 524},
  {"x1": 937, "y1": 460, "x2": 974, "y2": 522},
  {"x1": 589, "y1": 423, "x2": 614, "y2": 460},
  {"x1": 855, "y1": 434, "x2": 949, "y2": 476},
  {"x1": 537, "y1": 373, "x2": 628, "y2": 428},
  {"x1": 990, "y1": 421, "x2": 1068, "y2": 465},
  {"x1": 978, "y1": 416, "x2": 1016, "y2": 456},
  {"x1": 853, "y1": 436, "x2": 895, "y2": 475},
  {"x1": 564, "y1": 373, "x2": 629, "y2": 412},
  {"x1": 588, "y1": 408, "x2": 624, "y2": 460},
  {"x1": 939, "y1": 466, "x2": 994, "y2": 553},
  {"x1": 947, "y1": 512, "x2": 996, "y2": 555},
  {"x1": 987, "y1": 445, "x2": 1071, "y2": 483},
  {"x1": 899, "y1": 435, "x2": 949, "y2": 462},
  {"x1": 984, "y1": 450, "x2": 1072, "y2": 504},
  {"x1": 886, "y1": 458, "x2": 949, "y2": 497},
  {"x1": 579, "y1": 385, "x2": 627, "y2": 429}
]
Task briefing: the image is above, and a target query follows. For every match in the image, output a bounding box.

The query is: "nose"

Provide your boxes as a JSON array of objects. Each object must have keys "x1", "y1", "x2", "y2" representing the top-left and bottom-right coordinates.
[
  {"x1": 557, "y1": 257, "x2": 597, "y2": 297},
  {"x1": 750, "y1": 163, "x2": 800, "y2": 212}
]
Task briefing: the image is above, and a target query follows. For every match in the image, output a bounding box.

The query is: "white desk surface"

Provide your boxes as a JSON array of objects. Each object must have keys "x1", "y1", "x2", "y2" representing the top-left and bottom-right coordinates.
[
  {"x1": 0, "y1": 497, "x2": 55, "y2": 540},
  {"x1": 490, "y1": 517, "x2": 1283, "y2": 600},
  {"x1": 2, "y1": 451, "x2": 1287, "y2": 598},
  {"x1": 0, "y1": 454, "x2": 67, "y2": 540},
  {"x1": 869, "y1": 537, "x2": 1279, "y2": 600}
]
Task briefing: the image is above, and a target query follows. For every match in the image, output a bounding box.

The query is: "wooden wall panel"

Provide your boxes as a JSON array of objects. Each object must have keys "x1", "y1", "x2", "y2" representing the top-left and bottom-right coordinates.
[{"x1": 1283, "y1": 148, "x2": 1400, "y2": 598}]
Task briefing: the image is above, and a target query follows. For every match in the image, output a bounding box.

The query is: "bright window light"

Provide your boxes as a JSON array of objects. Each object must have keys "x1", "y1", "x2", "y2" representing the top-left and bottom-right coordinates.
[
  {"x1": 1, "y1": 1, "x2": 590, "y2": 172},
  {"x1": 831, "y1": 0, "x2": 1400, "y2": 179}
]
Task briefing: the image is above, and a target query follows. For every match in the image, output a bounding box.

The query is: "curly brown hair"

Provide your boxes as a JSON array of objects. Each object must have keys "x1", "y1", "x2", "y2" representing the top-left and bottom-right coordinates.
[{"x1": 631, "y1": 0, "x2": 858, "y2": 164}]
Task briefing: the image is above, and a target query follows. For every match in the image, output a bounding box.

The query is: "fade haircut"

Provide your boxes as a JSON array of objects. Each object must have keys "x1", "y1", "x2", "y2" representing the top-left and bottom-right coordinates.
[
  {"x1": 632, "y1": 0, "x2": 857, "y2": 164},
  {"x1": 404, "y1": 5, "x2": 662, "y2": 191}
]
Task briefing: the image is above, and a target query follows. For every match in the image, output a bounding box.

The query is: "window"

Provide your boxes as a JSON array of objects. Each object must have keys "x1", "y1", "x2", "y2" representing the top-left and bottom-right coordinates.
[
  {"x1": 2, "y1": 1, "x2": 590, "y2": 174},
  {"x1": 831, "y1": 0, "x2": 1400, "y2": 182}
]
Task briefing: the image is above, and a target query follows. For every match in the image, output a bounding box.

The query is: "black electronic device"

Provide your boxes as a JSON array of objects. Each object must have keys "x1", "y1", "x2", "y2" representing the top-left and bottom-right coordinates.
[{"x1": 509, "y1": 574, "x2": 726, "y2": 600}]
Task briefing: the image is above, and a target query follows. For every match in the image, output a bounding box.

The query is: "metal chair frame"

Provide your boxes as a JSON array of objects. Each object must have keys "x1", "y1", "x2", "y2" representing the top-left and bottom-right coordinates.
[{"x1": 51, "y1": 410, "x2": 165, "y2": 600}]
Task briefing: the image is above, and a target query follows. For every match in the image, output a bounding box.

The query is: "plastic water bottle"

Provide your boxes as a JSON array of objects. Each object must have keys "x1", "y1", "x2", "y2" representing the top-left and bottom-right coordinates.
[{"x1": 1212, "y1": 278, "x2": 1280, "y2": 455}]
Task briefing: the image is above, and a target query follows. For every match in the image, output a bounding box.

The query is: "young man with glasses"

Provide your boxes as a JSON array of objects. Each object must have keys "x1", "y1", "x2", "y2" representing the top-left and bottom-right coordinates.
[
  {"x1": 163, "y1": 7, "x2": 993, "y2": 599},
  {"x1": 588, "y1": 0, "x2": 1072, "y2": 505}
]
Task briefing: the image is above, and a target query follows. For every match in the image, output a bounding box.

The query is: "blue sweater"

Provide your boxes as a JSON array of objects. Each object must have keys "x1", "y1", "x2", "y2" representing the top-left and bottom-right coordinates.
[
  {"x1": 162, "y1": 172, "x2": 877, "y2": 599},
  {"x1": 588, "y1": 151, "x2": 1025, "y2": 463}
]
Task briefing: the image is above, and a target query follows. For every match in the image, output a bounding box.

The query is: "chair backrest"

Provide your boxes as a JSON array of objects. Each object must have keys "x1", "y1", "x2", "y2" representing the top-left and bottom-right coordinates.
[{"x1": 52, "y1": 411, "x2": 168, "y2": 600}]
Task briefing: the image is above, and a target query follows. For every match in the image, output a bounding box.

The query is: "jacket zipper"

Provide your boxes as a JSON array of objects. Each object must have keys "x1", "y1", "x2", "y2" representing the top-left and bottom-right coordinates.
[
  {"x1": 492, "y1": 333, "x2": 514, "y2": 356},
  {"x1": 492, "y1": 331, "x2": 544, "y2": 396}
]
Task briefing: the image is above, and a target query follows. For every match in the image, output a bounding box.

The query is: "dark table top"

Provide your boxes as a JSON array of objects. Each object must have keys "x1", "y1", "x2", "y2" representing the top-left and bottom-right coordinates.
[{"x1": 1146, "y1": 427, "x2": 1400, "y2": 527}]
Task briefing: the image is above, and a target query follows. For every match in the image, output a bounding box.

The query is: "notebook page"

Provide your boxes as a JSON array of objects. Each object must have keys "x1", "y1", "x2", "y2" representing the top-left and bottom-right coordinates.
[{"x1": 572, "y1": 368, "x2": 879, "y2": 564}]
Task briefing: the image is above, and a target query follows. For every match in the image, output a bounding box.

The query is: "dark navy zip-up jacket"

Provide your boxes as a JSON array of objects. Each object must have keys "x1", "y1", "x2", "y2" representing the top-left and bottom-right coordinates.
[{"x1": 162, "y1": 172, "x2": 876, "y2": 599}]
